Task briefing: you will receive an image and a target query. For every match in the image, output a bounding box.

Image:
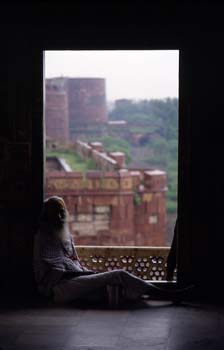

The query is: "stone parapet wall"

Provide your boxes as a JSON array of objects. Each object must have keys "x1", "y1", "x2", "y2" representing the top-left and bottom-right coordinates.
[
  {"x1": 74, "y1": 140, "x2": 125, "y2": 171},
  {"x1": 74, "y1": 140, "x2": 92, "y2": 159},
  {"x1": 92, "y1": 150, "x2": 118, "y2": 171},
  {"x1": 46, "y1": 170, "x2": 134, "y2": 193},
  {"x1": 46, "y1": 157, "x2": 72, "y2": 173},
  {"x1": 46, "y1": 169, "x2": 166, "y2": 193},
  {"x1": 76, "y1": 246, "x2": 174, "y2": 281}
]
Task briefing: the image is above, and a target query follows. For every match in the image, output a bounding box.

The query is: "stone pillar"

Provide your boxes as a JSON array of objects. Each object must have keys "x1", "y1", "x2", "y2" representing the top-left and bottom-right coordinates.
[{"x1": 109, "y1": 152, "x2": 125, "y2": 168}]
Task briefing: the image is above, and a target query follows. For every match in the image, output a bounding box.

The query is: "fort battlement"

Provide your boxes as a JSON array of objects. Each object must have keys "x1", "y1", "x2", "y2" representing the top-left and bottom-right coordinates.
[
  {"x1": 74, "y1": 140, "x2": 126, "y2": 171},
  {"x1": 46, "y1": 169, "x2": 166, "y2": 193}
]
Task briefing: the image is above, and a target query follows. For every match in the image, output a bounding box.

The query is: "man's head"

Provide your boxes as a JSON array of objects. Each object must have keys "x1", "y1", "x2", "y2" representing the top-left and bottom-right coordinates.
[{"x1": 40, "y1": 196, "x2": 69, "y2": 237}]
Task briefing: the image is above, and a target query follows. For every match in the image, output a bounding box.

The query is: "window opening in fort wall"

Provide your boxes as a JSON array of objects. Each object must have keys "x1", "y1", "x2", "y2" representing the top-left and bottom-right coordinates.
[{"x1": 44, "y1": 51, "x2": 179, "y2": 248}]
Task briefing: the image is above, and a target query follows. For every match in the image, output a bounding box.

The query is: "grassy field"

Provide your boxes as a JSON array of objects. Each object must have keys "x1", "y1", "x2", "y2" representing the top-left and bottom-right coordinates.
[{"x1": 46, "y1": 149, "x2": 97, "y2": 172}]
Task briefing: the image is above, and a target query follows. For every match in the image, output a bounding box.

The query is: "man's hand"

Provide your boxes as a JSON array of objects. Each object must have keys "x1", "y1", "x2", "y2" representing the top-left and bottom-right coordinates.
[{"x1": 82, "y1": 266, "x2": 97, "y2": 274}]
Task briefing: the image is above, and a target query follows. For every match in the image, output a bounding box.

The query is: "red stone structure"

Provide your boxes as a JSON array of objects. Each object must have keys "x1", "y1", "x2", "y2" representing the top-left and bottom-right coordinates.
[
  {"x1": 67, "y1": 78, "x2": 108, "y2": 129},
  {"x1": 45, "y1": 77, "x2": 108, "y2": 142},
  {"x1": 45, "y1": 168, "x2": 167, "y2": 246},
  {"x1": 109, "y1": 152, "x2": 125, "y2": 168},
  {"x1": 45, "y1": 82, "x2": 69, "y2": 143},
  {"x1": 74, "y1": 140, "x2": 125, "y2": 171}
]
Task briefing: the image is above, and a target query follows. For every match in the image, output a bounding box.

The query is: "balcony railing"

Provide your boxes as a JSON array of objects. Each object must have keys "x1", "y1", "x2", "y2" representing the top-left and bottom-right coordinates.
[{"x1": 76, "y1": 246, "x2": 175, "y2": 281}]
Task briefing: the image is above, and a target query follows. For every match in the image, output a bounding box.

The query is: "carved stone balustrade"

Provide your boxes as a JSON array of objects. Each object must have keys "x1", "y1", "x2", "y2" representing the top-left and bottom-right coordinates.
[{"x1": 76, "y1": 246, "x2": 176, "y2": 281}]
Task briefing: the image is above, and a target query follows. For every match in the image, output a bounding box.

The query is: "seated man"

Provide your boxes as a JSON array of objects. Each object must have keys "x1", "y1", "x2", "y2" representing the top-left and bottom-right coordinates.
[{"x1": 33, "y1": 196, "x2": 190, "y2": 304}]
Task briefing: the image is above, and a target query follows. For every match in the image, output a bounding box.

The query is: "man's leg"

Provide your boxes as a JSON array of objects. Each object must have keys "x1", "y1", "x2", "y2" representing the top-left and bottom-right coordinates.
[
  {"x1": 53, "y1": 269, "x2": 152, "y2": 303},
  {"x1": 53, "y1": 269, "x2": 191, "y2": 303}
]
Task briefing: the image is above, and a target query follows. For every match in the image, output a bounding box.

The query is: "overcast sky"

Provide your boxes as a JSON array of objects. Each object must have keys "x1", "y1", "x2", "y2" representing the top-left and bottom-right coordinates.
[{"x1": 45, "y1": 50, "x2": 179, "y2": 101}]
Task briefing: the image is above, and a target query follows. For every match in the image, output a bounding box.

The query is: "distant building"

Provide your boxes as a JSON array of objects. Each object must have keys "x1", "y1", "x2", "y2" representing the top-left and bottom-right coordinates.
[
  {"x1": 67, "y1": 78, "x2": 108, "y2": 128},
  {"x1": 45, "y1": 77, "x2": 108, "y2": 142},
  {"x1": 45, "y1": 82, "x2": 69, "y2": 143},
  {"x1": 108, "y1": 120, "x2": 127, "y2": 126},
  {"x1": 114, "y1": 98, "x2": 133, "y2": 108}
]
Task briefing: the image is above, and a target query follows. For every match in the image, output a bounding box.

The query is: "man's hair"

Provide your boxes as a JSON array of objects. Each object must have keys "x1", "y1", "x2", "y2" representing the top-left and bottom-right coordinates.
[{"x1": 40, "y1": 196, "x2": 67, "y2": 229}]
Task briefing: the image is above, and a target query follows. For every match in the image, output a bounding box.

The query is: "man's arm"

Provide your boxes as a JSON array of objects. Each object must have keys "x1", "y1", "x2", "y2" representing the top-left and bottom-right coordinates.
[{"x1": 70, "y1": 236, "x2": 96, "y2": 273}]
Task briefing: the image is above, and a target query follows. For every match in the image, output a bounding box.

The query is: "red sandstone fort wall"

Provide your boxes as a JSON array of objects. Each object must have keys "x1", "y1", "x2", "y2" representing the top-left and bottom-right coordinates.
[{"x1": 45, "y1": 169, "x2": 167, "y2": 246}]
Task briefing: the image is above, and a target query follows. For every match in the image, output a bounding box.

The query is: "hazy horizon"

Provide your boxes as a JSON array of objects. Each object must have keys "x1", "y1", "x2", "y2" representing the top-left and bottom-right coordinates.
[{"x1": 45, "y1": 50, "x2": 179, "y2": 101}]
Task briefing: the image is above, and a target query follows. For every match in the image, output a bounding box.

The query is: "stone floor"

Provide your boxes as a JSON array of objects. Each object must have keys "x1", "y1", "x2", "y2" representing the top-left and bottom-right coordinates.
[{"x1": 0, "y1": 298, "x2": 224, "y2": 350}]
